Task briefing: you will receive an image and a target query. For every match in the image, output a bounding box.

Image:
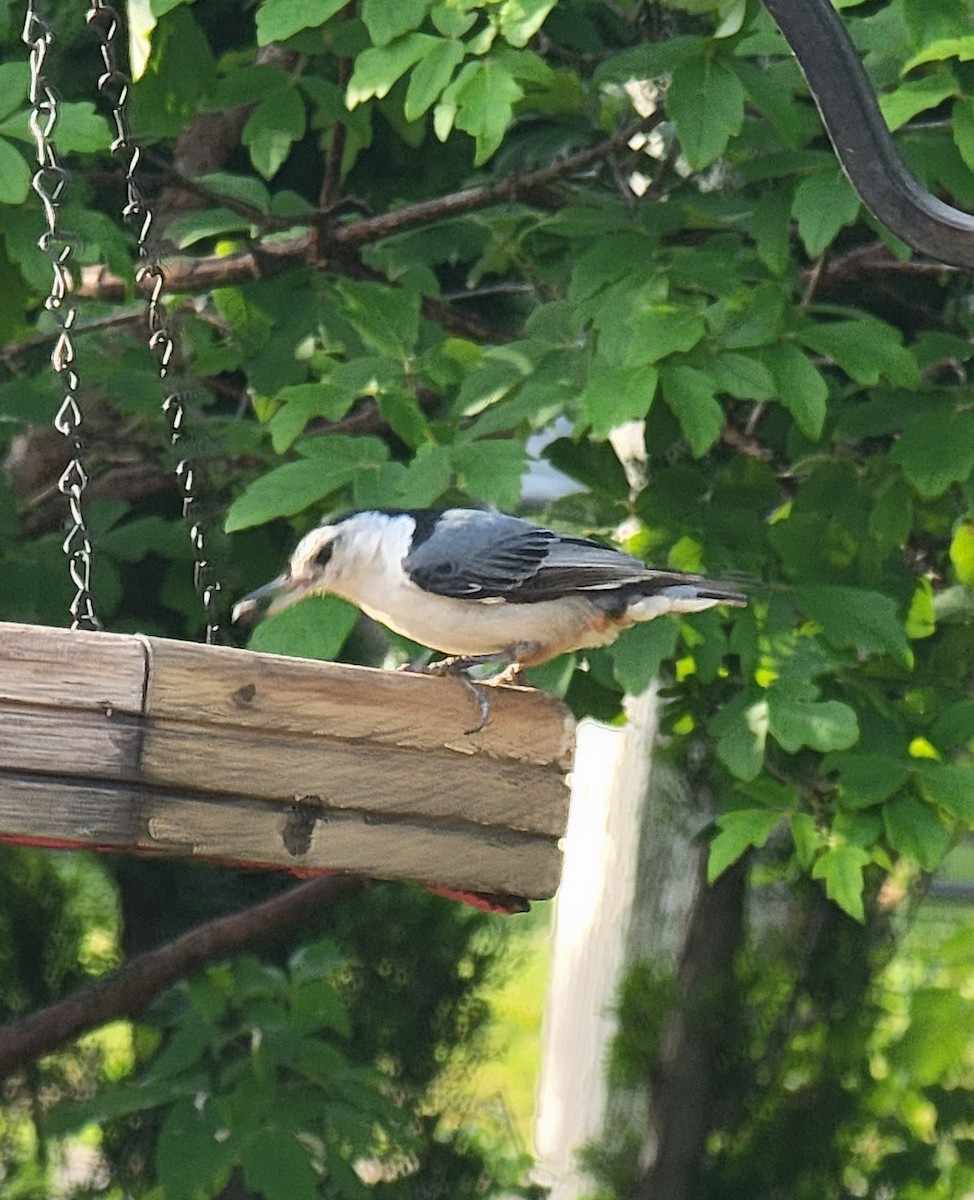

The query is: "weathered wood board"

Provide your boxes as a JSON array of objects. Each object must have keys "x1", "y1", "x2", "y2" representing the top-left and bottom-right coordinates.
[{"x1": 0, "y1": 622, "x2": 575, "y2": 899}]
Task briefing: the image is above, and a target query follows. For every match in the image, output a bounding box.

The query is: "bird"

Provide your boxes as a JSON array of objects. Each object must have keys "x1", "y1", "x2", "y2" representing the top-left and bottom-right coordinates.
[{"x1": 232, "y1": 508, "x2": 747, "y2": 679}]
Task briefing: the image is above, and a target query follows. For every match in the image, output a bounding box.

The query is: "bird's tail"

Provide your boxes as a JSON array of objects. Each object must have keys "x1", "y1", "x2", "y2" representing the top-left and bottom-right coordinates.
[{"x1": 627, "y1": 581, "x2": 747, "y2": 621}]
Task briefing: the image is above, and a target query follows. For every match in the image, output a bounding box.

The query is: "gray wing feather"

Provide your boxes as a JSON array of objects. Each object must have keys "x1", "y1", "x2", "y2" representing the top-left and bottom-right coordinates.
[{"x1": 403, "y1": 509, "x2": 743, "y2": 604}]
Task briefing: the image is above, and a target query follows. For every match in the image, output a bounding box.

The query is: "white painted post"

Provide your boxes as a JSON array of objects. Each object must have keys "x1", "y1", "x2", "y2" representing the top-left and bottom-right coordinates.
[{"x1": 534, "y1": 685, "x2": 703, "y2": 1198}]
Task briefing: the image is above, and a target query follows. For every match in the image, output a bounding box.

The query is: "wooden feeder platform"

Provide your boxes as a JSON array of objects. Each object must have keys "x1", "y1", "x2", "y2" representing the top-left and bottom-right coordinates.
[{"x1": 0, "y1": 622, "x2": 575, "y2": 901}]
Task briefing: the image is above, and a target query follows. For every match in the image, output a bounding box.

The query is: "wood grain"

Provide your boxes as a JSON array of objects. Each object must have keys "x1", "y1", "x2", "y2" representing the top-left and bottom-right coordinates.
[
  {"x1": 0, "y1": 702, "x2": 144, "y2": 780},
  {"x1": 0, "y1": 772, "x2": 562, "y2": 897},
  {"x1": 144, "y1": 637, "x2": 575, "y2": 769},
  {"x1": 0, "y1": 622, "x2": 147, "y2": 713},
  {"x1": 0, "y1": 622, "x2": 575, "y2": 898},
  {"x1": 140, "y1": 721, "x2": 569, "y2": 836}
]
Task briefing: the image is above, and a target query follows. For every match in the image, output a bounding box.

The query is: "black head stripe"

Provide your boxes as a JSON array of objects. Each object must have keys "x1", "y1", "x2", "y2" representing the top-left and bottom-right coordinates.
[{"x1": 314, "y1": 541, "x2": 335, "y2": 569}]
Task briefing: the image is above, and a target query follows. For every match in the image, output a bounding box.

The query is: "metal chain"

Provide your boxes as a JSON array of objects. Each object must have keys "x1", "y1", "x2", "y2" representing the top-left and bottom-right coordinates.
[
  {"x1": 23, "y1": 1, "x2": 100, "y2": 630},
  {"x1": 86, "y1": 0, "x2": 222, "y2": 643}
]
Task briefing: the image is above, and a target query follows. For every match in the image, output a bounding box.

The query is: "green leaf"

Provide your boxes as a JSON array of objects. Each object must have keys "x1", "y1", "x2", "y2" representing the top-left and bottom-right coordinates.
[
  {"x1": 793, "y1": 585, "x2": 911, "y2": 664},
  {"x1": 247, "y1": 595, "x2": 359, "y2": 660},
  {"x1": 165, "y1": 207, "x2": 253, "y2": 249},
  {"x1": 708, "y1": 808, "x2": 782, "y2": 883},
  {"x1": 932, "y1": 699, "x2": 974, "y2": 750},
  {"x1": 256, "y1": 0, "x2": 347, "y2": 45},
  {"x1": 767, "y1": 690, "x2": 859, "y2": 754},
  {"x1": 431, "y1": 2, "x2": 478, "y2": 37},
  {"x1": 904, "y1": 36, "x2": 974, "y2": 72},
  {"x1": 545, "y1": 437, "x2": 630, "y2": 500},
  {"x1": 500, "y1": 0, "x2": 558, "y2": 46},
  {"x1": 824, "y1": 752, "x2": 909, "y2": 809},
  {"x1": 289, "y1": 937, "x2": 346, "y2": 984},
  {"x1": 812, "y1": 844, "x2": 869, "y2": 920},
  {"x1": 404, "y1": 38, "x2": 465, "y2": 121},
  {"x1": 798, "y1": 319, "x2": 918, "y2": 387},
  {"x1": 334, "y1": 279, "x2": 421, "y2": 360},
  {"x1": 880, "y1": 72, "x2": 957, "y2": 131},
  {"x1": 363, "y1": 0, "x2": 431, "y2": 46},
  {"x1": 151, "y1": 0, "x2": 196, "y2": 14},
  {"x1": 915, "y1": 763, "x2": 974, "y2": 822},
  {"x1": 792, "y1": 169, "x2": 860, "y2": 256},
  {"x1": 243, "y1": 88, "x2": 306, "y2": 180},
  {"x1": 903, "y1": 0, "x2": 970, "y2": 47},
  {"x1": 243, "y1": 1128, "x2": 318, "y2": 1200},
  {"x1": 377, "y1": 389, "x2": 429, "y2": 448},
  {"x1": 48, "y1": 1074, "x2": 203, "y2": 1134},
  {"x1": 157, "y1": 1098, "x2": 236, "y2": 1200},
  {"x1": 0, "y1": 138, "x2": 29, "y2": 205},
  {"x1": 790, "y1": 811, "x2": 820, "y2": 869},
  {"x1": 706, "y1": 281, "x2": 786, "y2": 350},
  {"x1": 762, "y1": 343, "x2": 828, "y2": 440},
  {"x1": 130, "y1": 8, "x2": 216, "y2": 139},
  {"x1": 868, "y1": 473, "x2": 913, "y2": 551},
  {"x1": 453, "y1": 59, "x2": 525, "y2": 165},
  {"x1": 953, "y1": 96, "x2": 974, "y2": 172},
  {"x1": 751, "y1": 186, "x2": 794, "y2": 276},
  {"x1": 0, "y1": 62, "x2": 26, "y2": 123},
  {"x1": 891, "y1": 988, "x2": 974, "y2": 1087},
  {"x1": 712, "y1": 352, "x2": 775, "y2": 401},
  {"x1": 452, "y1": 440, "x2": 527, "y2": 509},
  {"x1": 667, "y1": 55, "x2": 745, "y2": 170},
  {"x1": 348, "y1": 34, "x2": 441, "y2": 106},
  {"x1": 883, "y1": 793, "x2": 951, "y2": 870},
  {"x1": 660, "y1": 365, "x2": 723, "y2": 457},
  {"x1": 225, "y1": 437, "x2": 388, "y2": 531},
  {"x1": 906, "y1": 578, "x2": 936, "y2": 640},
  {"x1": 267, "y1": 381, "x2": 361, "y2": 452},
  {"x1": 627, "y1": 305, "x2": 706, "y2": 365},
  {"x1": 950, "y1": 519, "x2": 974, "y2": 585},
  {"x1": 580, "y1": 366, "x2": 658, "y2": 438},
  {"x1": 226, "y1": 461, "x2": 343, "y2": 530},
  {"x1": 609, "y1": 619, "x2": 679, "y2": 696},
  {"x1": 890, "y1": 409, "x2": 974, "y2": 498},
  {"x1": 197, "y1": 172, "x2": 271, "y2": 211},
  {"x1": 710, "y1": 693, "x2": 768, "y2": 781}
]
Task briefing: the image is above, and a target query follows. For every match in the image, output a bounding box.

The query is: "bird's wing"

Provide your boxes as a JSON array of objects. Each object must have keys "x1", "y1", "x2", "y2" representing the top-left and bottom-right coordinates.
[{"x1": 402, "y1": 510, "x2": 669, "y2": 602}]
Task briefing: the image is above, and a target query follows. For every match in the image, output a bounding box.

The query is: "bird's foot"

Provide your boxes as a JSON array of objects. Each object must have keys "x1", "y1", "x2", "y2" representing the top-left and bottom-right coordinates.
[
  {"x1": 458, "y1": 676, "x2": 492, "y2": 735},
  {"x1": 486, "y1": 661, "x2": 525, "y2": 686},
  {"x1": 402, "y1": 654, "x2": 529, "y2": 734}
]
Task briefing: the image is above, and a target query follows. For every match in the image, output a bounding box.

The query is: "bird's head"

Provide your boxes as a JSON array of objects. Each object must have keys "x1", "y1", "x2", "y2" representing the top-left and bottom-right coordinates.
[{"x1": 232, "y1": 521, "x2": 346, "y2": 625}]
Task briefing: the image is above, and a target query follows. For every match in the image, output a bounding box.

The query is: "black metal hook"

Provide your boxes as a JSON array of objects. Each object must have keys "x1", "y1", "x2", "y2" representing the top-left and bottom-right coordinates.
[{"x1": 762, "y1": 0, "x2": 974, "y2": 268}]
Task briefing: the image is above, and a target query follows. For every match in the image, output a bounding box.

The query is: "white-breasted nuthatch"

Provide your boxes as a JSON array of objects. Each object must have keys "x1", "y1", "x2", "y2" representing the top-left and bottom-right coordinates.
[{"x1": 233, "y1": 508, "x2": 746, "y2": 676}]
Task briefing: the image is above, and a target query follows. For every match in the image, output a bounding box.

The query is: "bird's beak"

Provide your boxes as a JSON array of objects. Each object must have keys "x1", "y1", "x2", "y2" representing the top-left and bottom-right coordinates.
[{"x1": 231, "y1": 573, "x2": 310, "y2": 625}]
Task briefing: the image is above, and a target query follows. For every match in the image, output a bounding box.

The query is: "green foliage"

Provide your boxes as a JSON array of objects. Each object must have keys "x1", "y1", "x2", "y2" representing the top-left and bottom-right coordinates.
[
  {"x1": 5, "y1": 0, "x2": 974, "y2": 1193},
  {"x1": 51, "y1": 940, "x2": 403, "y2": 1200}
]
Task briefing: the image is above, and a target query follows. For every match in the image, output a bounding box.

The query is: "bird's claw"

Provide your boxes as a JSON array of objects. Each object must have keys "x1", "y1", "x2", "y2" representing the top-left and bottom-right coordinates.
[{"x1": 460, "y1": 676, "x2": 491, "y2": 735}]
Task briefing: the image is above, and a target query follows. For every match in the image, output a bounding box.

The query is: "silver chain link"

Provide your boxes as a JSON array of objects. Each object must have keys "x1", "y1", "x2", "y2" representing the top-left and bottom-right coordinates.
[
  {"x1": 23, "y1": 1, "x2": 100, "y2": 630},
  {"x1": 85, "y1": 0, "x2": 222, "y2": 643}
]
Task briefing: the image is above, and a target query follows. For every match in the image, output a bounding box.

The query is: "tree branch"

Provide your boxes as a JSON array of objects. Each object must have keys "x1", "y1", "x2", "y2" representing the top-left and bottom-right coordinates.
[
  {"x1": 0, "y1": 873, "x2": 364, "y2": 1082},
  {"x1": 77, "y1": 114, "x2": 662, "y2": 303},
  {"x1": 632, "y1": 854, "x2": 748, "y2": 1200}
]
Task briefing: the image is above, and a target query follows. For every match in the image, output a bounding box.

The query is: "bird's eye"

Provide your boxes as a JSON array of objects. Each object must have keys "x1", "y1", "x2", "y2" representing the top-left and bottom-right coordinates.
[{"x1": 314, "y1": 543, "x2": 334, "y2": 569}]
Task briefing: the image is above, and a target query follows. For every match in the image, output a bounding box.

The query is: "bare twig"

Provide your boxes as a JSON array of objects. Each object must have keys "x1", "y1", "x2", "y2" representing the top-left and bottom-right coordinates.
[{"x1": 320, "y1": 5, "x2": 355, "y2": 214}]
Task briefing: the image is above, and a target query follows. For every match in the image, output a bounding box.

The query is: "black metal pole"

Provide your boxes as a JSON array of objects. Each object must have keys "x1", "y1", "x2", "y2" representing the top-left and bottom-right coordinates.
[{"x1": 762, "y1": 0, "x2": 974, "y2": 268}]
